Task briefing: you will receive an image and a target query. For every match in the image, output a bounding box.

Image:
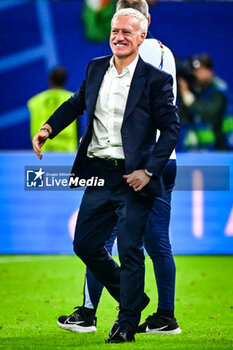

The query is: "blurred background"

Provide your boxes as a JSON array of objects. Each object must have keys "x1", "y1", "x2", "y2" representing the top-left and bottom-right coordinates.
[{"x1": 0, "y1": 0, "x2": 233, "y2": 255}]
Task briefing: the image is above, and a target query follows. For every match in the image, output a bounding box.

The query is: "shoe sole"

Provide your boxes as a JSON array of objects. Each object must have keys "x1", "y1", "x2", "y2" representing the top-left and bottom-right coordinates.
[
  {"x1": 105, "y1": 340, "x2": 135, "y2": 343},
  {"x1": 141, "y1": 327, "x2": 182, "y2": 335},
  {"x1": 57, "y1": 320, "x2": 97, "y2": 333},
  {"x1": 105, "y1": 338, "x2": 135, "y2": 343}
]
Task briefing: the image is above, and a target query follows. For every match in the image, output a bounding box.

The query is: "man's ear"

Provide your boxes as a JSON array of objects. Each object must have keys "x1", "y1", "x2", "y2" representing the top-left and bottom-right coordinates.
[
  {"x1": 139, "y1": 32, "x2": 146, "y2": 45},
  {"x1": 148, "y1": 14, "x2": 151, "y2": 27}
]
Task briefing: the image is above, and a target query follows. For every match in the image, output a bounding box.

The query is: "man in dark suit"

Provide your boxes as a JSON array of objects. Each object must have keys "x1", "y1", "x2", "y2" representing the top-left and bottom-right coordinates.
[{"x1": 33, "y1": 8, "x2": 179, "y2": 343}]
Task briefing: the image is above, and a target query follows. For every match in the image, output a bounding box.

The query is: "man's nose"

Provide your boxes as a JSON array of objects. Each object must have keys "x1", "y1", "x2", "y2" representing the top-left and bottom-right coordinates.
[{"x1": 115, "y1": 31, "x2": 125, "y2": 41}]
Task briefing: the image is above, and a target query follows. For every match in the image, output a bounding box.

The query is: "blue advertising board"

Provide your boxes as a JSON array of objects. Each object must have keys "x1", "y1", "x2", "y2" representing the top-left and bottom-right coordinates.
[{"x1": 0, "y1": 152, "x2": 232, "y2": 255}]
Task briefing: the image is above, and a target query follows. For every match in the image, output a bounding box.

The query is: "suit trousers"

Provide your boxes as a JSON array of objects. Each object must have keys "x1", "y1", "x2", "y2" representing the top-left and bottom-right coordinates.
[
  {"x1": 83, "y1": 159, "x2": 176, "y2": 312},
  {"x1": 73, "y1": 158, "x2": 153, "y2": 332}
]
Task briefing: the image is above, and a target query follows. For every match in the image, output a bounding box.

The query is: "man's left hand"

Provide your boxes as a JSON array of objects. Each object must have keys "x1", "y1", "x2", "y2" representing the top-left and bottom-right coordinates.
[{"x1": 123, "y1": 170, "x2": 151, "y2": 192}]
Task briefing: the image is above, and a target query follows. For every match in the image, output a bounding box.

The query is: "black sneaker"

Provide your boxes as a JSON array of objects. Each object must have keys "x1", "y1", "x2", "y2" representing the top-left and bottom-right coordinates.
[
  {"x1": 137, "y1": 313, "x2": 182, "y2": 334},
  {"x1": 57, "y1": 306, "x2": 97, "y2": 333},
  {"x1": 109, "y1": 293, "x2": 150, "y2": 337},
  {"x1": 105, "y1": 327, "x2": 135, "y2": 343}
]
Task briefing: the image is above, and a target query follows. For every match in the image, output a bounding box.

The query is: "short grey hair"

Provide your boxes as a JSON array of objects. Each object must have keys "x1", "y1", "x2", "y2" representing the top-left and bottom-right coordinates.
[
  {"x1": 112, "y1": 8, "x2": 148, "y2": 35},
  {"x1": 116, "y1": 0, "x2": 149, "y2": 19}
]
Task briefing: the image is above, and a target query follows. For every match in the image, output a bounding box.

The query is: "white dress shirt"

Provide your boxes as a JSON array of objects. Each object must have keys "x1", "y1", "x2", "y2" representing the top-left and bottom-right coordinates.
[{"x1": 87, "y1": 55, "x2": 139, "y2": 159}]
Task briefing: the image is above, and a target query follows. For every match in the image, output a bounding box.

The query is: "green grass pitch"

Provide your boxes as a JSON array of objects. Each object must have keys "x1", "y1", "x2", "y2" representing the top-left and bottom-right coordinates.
[{"x1": 0, "y1": 255, "x2": 233, "y2": 350}]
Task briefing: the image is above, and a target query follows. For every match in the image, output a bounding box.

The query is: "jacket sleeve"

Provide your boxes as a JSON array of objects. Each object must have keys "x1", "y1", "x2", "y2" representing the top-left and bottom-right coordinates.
[
  {"x1": 145, "y1": 73, "x2": 180, "y2": 177},
  {"x1": 46, "y1": 62, "x2": 91, "y2": 139}
]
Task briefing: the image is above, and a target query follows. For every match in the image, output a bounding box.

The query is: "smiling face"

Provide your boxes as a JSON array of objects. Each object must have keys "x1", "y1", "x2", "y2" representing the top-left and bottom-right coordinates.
[{"x1": 110, "y1": 15, "x2": 145, "y2": 61}]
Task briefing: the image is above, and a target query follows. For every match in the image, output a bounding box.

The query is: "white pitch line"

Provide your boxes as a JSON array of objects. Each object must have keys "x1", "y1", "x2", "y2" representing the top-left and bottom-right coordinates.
[{"x1": 0, "y1": 255, "x2": 72, "y2": 264}]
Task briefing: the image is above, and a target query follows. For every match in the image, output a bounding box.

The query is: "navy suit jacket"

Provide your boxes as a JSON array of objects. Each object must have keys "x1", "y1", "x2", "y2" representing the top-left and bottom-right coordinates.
[{"x1": 47, "y1": 55, "x2": 180, "y2": 197}]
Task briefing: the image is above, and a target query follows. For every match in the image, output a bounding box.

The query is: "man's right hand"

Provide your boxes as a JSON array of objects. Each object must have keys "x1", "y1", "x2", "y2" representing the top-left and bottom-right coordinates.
[{"x1": 32, "y1": 125, "x2": 52, "y2": 159}]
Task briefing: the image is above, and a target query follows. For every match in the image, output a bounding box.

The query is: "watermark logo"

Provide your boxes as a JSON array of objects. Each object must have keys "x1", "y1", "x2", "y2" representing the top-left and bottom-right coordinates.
[
  {"x1": 26, "y1": 168, "x2": 45, "y2": 187},
  {"x1": 25, "y1": 166, "x2": 105, "y2": 191},
  {"x1": 25, "y1": 165, "x2": 229, "y2": 191}
]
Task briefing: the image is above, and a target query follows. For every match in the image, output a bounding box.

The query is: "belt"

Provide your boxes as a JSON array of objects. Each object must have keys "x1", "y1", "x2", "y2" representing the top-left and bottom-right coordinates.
[{"x1": 93, "y1": 157, "x2": 125, "y2": 167}]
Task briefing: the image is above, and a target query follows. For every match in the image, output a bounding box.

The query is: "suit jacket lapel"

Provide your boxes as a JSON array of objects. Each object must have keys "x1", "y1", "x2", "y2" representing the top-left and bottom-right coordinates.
[
  {"x1": 123, "y1": 56, "x2": 147, "y2": 123},
  {"x1": 87, "y1": 57, "x2": 111, "y2": 120}
]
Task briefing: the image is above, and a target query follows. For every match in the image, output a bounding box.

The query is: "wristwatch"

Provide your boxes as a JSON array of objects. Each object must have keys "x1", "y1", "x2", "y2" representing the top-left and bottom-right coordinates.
[{"x1": 145, "y1": 169, "x2": 153, "y2": 177}]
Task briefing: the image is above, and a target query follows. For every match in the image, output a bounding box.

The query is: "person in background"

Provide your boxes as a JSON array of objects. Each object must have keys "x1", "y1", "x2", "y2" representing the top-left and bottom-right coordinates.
[
  {"x1": 28, "y1": 67, "x2": 77, "y2": 152},
  {"x1": 57, "y1": 0, "x2": 181, "y2": 337},
  {"x1": 178, "y1": 54, "x2": 229, "y2": 151}
]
